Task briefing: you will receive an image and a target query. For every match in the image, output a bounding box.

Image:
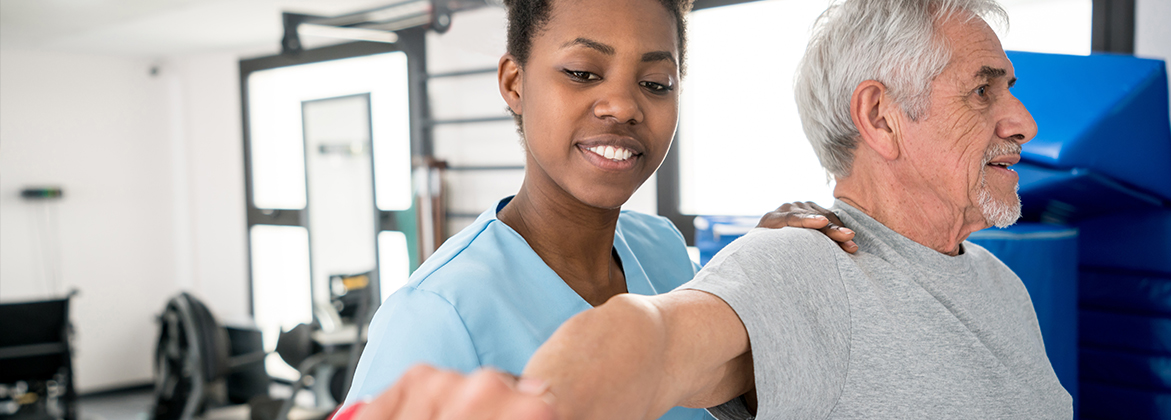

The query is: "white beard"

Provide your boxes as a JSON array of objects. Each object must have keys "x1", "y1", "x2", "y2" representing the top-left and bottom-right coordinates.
[{"x1": 977, "y1": 169, "x2": 1021, "y2": 228}]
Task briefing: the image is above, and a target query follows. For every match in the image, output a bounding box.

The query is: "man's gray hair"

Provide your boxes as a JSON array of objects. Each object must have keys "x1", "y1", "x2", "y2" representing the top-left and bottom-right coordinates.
[{"x1": 795, "y1": 0, "x2": 1008, "y2": 179}]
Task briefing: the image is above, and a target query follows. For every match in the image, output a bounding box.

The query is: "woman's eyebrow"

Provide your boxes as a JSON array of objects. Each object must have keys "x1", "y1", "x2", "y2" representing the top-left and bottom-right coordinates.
[
  {"x1": 561, "y1": 37, "x2": 677, "y2": 68},
  {"x1": 642, "y1": 51, "x2": 676, "y2": 67},
  {"x1": 562, "y1": 37, "x2": 615, "y2": 55}
]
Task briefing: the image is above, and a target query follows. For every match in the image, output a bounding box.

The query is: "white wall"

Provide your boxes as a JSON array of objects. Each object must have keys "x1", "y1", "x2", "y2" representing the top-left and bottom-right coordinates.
[
  {"x1": 0, "y1": 49, "x2": 177, "y2": 391},
  {"x1": 165, "y1": 53, "x2": 251, "y2": 324},
  {"x1": 0, "y1": 48, "x2": 249, "y2": 392}
]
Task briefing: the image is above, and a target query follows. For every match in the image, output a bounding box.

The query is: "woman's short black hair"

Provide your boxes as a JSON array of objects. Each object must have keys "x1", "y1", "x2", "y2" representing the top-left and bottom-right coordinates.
[{"x1": 501, "y1": 0, "x2": 693, "y2": 75}]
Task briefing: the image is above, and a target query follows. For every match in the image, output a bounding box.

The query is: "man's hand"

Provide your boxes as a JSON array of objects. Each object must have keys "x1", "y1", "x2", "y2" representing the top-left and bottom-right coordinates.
[
  {"x1": 347, "y1": 365, "x2": 556, "y2": 420},
  {"x1": 757, "y1": 201, "x2": 857, "y2": 253}
]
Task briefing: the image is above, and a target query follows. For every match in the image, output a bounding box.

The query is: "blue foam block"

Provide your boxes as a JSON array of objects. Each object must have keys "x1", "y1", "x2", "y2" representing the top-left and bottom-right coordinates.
[
  {"x1": 694, "y1": 216, "x2": 759, "y2": 266},
  {"x1": 1008, "y1": 51, "x2": 1171, "y2": 201},
  {"x1": 1015, "y1": 163, "x2": 1165, "y2": 224},
  {"x1": 1080, "y1": 269, "x2": 1171, "y2": 317},
  {"x1": 968, "y1": 223, "x2": 1079, "y2": 403},
  {"x1": 1080, "y1": 381, "x2": 1171, "y2": 420},
  {"x1": 1080, "y1": 347, "x2": 1171, "y2": 392},
  {"x1": 1078, "y1": 208, "x2": 1171, "y2": 276},
  {"x1": 1080, "y1": 310, "x2": 1171, "y2": 355}
]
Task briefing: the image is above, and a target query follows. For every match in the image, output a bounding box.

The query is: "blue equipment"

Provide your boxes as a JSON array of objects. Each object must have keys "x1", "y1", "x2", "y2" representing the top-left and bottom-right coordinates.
[{"x1": 1008, "y1": 51, "x2": 1170, "y2": 420}]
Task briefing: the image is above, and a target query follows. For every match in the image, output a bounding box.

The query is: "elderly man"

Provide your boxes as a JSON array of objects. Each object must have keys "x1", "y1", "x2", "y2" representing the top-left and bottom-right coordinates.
[{"x1": 348, "y1": 0, "x2": 1073, "y2": 418}]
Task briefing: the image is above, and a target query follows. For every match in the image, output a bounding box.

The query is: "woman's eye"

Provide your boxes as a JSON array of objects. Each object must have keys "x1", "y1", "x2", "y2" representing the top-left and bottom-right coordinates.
[
  {"x1": 566, "y1": 70, "x2": 599, "y2": 81},
  {"x1": 640, "y1": 81, "x2": 671, "y2": 93}
]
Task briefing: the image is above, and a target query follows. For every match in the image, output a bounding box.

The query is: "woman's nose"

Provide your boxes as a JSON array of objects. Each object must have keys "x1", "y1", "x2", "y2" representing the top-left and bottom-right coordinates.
[{"x1": 593, "y1": 83, "x2": 644, "y2": 125}]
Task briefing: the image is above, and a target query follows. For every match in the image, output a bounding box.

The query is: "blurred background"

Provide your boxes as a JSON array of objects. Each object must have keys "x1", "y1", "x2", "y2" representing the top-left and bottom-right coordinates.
[{"x1": 1, "y1": 0, "x2": 1168, "y2": 419}]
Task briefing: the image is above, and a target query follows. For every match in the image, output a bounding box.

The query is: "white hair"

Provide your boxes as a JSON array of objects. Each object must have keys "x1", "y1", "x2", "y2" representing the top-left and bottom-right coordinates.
[{"x1": 795, "y1": 0, "x2": 1008, "y2": 179}]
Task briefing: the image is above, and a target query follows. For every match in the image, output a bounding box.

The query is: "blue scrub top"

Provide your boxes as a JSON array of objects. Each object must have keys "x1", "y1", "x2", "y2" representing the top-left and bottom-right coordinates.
[{"x1": 345, "y1": 197, "x2": 713, "y2": 420}]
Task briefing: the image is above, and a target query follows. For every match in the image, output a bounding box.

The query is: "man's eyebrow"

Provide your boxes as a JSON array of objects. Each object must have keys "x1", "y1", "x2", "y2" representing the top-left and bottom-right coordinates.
[
  {"x1": 562, "y1": 37, "x2": 614, "y2": 55},
  {"x1": 975, "y1": 65, "x2": 1006, "y2": 82},
  {"x1": 975, "y1": 65, "x2": 1016, "y2": 87}
]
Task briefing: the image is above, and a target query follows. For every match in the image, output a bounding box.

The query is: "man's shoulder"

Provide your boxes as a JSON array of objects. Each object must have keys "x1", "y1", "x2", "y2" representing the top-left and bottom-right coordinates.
[
  {"x1": 961, "y1": 240, "x2": 1019, "y2": 277},
  {"x1": 727, "y1": 227, "x2": 842, "y2": 260},
  {"x1": 700, "y1": 227, "x2": 845, "y2": 282}
]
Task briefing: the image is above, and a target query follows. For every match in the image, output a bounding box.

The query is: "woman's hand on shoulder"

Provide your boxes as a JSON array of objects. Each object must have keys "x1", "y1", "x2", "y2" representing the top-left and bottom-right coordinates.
[
  {"x1": 346, "y1": 365, "x2": 556, "y2": 420},
  {"x1": 756, "y1": 201, "x2": 857, "y2": 254}
]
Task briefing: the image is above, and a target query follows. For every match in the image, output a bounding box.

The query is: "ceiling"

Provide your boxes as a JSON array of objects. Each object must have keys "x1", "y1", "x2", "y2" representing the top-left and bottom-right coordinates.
[{"x1": 0, "y1": 0, "x2": 402, "y2": 57}]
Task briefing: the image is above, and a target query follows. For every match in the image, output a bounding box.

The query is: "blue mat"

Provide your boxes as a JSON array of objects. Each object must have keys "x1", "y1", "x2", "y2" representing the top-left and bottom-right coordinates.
[
  {"x1": 1015, "y1": 163, "x2": 1166, "y2": 224},
  {"x1": 1081, "y1": 347, "x2": 1171, "y2": 392},
  {"x1": 1080, "y1": 269, "x2": 1171, "y2": 317},
  {"x1": 694, "y1": 216, "x2": 759, "y2": 266},
  {"x1": 1080, "y1": 381, "x2": 1171, "y2": 420},
  {"x1": 1008, "y1": 51, "x2": 1171, "y2": 202},
  {"x1": 1080, "y1": 310, "x2": 1171, "y2": 355},
  {"x1": 1078, "y1": 208, "x2": 1171, "y2": 276}
]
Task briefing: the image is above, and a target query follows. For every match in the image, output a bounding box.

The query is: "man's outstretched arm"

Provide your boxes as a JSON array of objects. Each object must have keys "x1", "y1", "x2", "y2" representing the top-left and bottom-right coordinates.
[
  {"x1": 351, "y1": 289, "x2": 753, "y2": 420},
  {"x1": 524, "y1": 290, "x2": 753, "y2": 419}
]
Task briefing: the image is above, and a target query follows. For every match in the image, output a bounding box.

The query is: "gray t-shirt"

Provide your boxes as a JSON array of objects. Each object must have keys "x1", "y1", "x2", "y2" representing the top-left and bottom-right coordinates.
[{"x1": 682, "y1": 201, "x2": 1072, "y2": 419}]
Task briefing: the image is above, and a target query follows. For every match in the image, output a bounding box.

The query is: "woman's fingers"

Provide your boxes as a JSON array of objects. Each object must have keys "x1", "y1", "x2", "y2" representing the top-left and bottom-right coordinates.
[
  {"x1": 818, "y1": 223, "x2": 858, "y2": 253},
  {"x1": 758, "y1": 202, "x2": 858, "y2": 253}
]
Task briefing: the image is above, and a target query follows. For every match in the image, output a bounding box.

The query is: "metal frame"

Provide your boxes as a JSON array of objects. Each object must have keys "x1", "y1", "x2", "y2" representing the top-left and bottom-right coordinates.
[
  {"x1": 1092, "y1": 0, "x2": 1135, "y2": 54},
  {"x1": 300, "y1": 92, "x2": 384, "y2": 316},
  {"x1": 239, "y1": 38, "x2": 425, "y2": 316}
]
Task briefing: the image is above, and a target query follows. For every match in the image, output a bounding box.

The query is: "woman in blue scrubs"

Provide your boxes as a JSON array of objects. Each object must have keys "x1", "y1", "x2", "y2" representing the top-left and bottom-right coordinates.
[{"x1": 342, "y1": 0, "x2": 853, "y2": 418}]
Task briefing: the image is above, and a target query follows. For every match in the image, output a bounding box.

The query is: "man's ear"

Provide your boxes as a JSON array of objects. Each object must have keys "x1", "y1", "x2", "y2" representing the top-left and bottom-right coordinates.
[
  {"x1": 850, "y1": 80, "x2": 899, "y2": 161},
  {"x1": 499, "y1": 54, "x2": 523, "y2": 117}
]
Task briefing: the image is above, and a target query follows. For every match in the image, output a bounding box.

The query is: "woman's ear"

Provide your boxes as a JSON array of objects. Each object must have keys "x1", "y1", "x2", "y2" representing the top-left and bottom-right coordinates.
[
  {"x1": 499, "y1": 54, "x2": 523, "y2": 116},
  {"x1": 849, "y1": 80, "x2": 900, "y2": 161}
]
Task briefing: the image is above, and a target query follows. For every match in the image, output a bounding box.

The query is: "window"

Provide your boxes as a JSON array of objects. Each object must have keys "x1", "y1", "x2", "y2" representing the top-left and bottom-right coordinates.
[{"x1": 242, "y1": 45, "x2": 416, "y2": 380}]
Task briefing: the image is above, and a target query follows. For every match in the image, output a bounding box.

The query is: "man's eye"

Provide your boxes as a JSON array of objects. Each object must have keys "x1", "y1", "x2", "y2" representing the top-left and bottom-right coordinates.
[
  {"x1": 566, "y1": 70, "x2": 599, "y2": 81},
  {"x1": 976, "y1": 85, "x2": 988, "y2": 97}
]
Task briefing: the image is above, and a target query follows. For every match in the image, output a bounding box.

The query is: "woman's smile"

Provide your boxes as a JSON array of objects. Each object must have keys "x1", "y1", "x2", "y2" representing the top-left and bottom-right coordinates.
[{"x1": 576, "y1": 134, "x2": 646, "y2": 171}]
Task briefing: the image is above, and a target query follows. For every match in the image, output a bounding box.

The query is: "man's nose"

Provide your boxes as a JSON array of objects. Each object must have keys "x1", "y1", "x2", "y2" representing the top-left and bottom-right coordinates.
[
  {"x1": 998, "y1": 93, "x2": 1038, "y2": 145},
  {"x1": 593, "y1": 82, "x2": 644, "y2": 125}
]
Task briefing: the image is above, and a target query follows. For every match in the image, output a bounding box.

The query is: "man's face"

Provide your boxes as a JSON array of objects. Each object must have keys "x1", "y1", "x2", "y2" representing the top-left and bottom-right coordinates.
[{"x1": 897, "y1": 15, "x2": 1038, "y2": 228}]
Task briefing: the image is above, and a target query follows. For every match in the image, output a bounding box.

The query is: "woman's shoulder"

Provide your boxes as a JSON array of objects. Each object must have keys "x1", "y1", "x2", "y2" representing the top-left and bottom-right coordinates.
[
  {"x1": 405, "y1": 217, "x2": 541, "y2": 298},
  {"x1": 617, "y1": 210, "x2": 686, "y2": 242}
]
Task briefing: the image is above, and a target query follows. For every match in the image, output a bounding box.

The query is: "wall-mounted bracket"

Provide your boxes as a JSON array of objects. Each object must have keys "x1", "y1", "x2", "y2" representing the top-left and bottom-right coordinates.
[{"x1": 280, "y1": 0, "x2": 492, "y2": 55}]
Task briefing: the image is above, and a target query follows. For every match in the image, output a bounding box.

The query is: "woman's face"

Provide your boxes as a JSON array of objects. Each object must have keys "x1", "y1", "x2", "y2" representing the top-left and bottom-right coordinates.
[{"x1": 500, "y1": 0, "x2": 680, "y2": 210}]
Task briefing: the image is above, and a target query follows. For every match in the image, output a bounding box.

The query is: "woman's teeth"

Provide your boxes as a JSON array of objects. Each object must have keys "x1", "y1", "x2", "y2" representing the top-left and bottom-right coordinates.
[{"x1": 588, "y1": 145, "x2": 634, "y2": 161}]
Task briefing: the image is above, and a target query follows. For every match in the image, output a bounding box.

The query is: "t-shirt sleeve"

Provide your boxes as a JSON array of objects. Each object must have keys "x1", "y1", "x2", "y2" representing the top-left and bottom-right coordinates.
[
  {"x1": 680, "y1": 228, "x2": 851, "y2": 420},
  {"x1": 342, "y1": 286, "x2": 479, "y2": 404}
]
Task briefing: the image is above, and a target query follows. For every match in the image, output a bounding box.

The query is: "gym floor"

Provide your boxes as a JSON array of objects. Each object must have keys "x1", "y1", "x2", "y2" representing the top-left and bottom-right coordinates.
[{"x1": 76, "y1": 387, "x2": 153, "y2": 420}]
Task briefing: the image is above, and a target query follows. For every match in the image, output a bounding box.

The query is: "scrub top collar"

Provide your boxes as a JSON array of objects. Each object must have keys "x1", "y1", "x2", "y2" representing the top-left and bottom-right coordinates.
[{"x1": 490, "y1": 196, "x2": 661, "y2": 303}]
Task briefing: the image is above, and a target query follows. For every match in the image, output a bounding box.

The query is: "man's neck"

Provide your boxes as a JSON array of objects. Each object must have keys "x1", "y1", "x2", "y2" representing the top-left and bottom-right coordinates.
[{"x1": 834, "y1": 166, "x2": 989, "y2": 256}]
